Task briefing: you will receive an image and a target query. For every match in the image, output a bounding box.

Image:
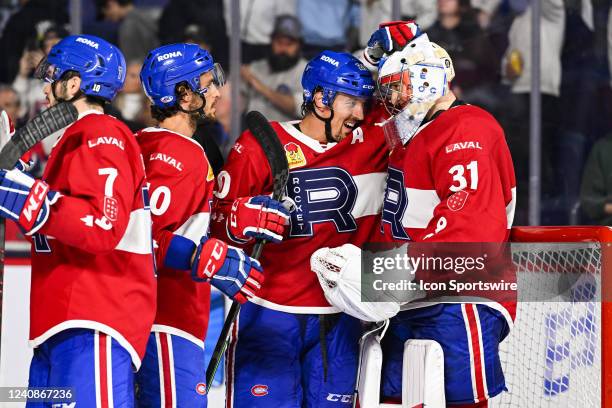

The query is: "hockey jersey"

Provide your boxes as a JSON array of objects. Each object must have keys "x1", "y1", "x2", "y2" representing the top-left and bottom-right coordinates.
[
  {"x1": 30, "y1": 111, "x2": 156, "y2": 368},
  {"x1": 136, "y1": 127, "x2": 214, "y2": 345},
  {"x1": 212, "y1": 121, "x2": 389, "y2": 313},
  {"x1": 380, "y1": 102, "x2": 517, "y2": 323}
]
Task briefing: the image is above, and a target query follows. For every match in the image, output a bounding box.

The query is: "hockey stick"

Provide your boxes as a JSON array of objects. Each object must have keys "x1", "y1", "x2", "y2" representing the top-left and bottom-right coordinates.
[
  {"x1": 0, "y1": 102, "x2": 79, "y2": 357},
  {"x1": 205, "y1": 110, "x2": 289, "y2": 392}
]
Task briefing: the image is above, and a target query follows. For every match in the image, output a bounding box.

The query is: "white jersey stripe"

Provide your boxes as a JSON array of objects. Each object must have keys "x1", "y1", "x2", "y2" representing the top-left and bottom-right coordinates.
[
  {"x1": 94, "y1": 331, "x2": 102, "y2": 408},
  {"x1": 506, "y1": 187, "x2": 517, "y2": 228},
  {"x1": 155, "y1": 332, "x2": 166, "y2": 407},
  {"x1": 174, "y1": 212, "x2": 211, "y2": 245},
  {"x1": 116, "y1": 208, "x2": 153, "y2": 254},
  {"x1": 472, "y1": 305, "x2": 490, "y2": 398},
  {"x1": 402, "y1": 188, "x2": 440, "y2": 229},
  {"x1": 461, "y1": 304, "x2": 480, "y2": 402},
  {"x1": 106, "y1": 334, "x2": 114, "y2": 408},
  {"x1": 167, "y1": 334, "x2": 177, "y2": 408},
  {"x1": 352, "y1": 173, "x2": 387, "y2": 218}
]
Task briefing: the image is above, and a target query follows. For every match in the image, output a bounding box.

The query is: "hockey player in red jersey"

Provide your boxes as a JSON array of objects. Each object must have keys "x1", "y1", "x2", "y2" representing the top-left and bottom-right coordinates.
[
  {"x1": 211, "y1": 51, "x2": 388, "y2": 407},
  {"x1": 372, "y1": 23, "x2": 516, "y2": 406},
  {"x1": 135, "y1": 43, "x2": 273, "y2": 408},
  {"x1": 0, "y1": 35, "x2": 156, "y2": 407}
]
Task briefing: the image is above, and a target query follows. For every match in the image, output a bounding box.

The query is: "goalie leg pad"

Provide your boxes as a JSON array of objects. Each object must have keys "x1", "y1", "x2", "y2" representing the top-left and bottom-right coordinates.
[
  {"x1": 402, "y1": 339, "x2": 445, "y2": 408},
  {"x1": 356, "y1": 328, "x2": 385, "y2": 407},
  {"x1": 382, "y1": 304, "x2": 510, "y2": 405}
]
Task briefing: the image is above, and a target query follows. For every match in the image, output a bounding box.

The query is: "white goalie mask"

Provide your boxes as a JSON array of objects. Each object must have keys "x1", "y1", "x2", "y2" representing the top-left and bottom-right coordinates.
[
  {"x1": 311, "y1": 244, "x2": 400, "y2": 322},
  {"x1": 377, "y1": 34, "x2": 455, "y2": 147}
]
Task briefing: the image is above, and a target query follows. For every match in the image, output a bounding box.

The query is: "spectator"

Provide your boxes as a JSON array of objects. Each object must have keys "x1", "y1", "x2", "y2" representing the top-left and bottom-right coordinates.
[
  {"x1": 0, "y1": 85, "x2": 21, "y2": 126},
  {"x1": 580, "y1": 134, "x2": 612, "y2": 225},
  {"x1": 112, "y1": 59, "x2": 147, "y2": 131},
  {"x1": 0, "y1": 0, "x2": 68, "y2": 83},
  {"x1": 358, "y1": 0, "x2": 437, "y2": 48},
  {"x1": 240, "y1": 14, "x2": 307, "y2": 122},
  {"x1": 224, "y1": 0, "x2": 296, "y2": 64},
  {"x1": 158, "y1": 0, "x2": 228, "y2": 68},
  {"x1": 500, "y1": 0, "x2": 565, "y2": 224},
  {"x1": 426, "y1": 0, "x2": 499, "y2": 107},
  {"x1": 470, "y1": 0, "x2": 502, "y2": 29},
  {"x1": 297, "y1": 0, "x2": 359, "y2": 58},
  {"x1": 95, "y1": 0, "x2": 160, "y2": 62},
  {"x1": 13, "y1": 24, "x2": 68, "y2": 122}
]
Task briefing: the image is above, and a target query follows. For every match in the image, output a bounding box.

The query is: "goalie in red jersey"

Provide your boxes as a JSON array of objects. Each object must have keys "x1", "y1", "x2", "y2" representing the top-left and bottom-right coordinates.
[{"x1": 314, "y1": 21, "x2": 517, "y2": 407}]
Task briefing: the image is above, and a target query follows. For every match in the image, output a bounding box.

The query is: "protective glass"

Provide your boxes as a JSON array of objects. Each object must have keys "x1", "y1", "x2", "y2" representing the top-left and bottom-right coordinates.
[
  {"x1": 33, "y1": 58, "x2": 61, "y2": 83},
  {"x1": 196, "y1": 63, "x2": 226, "y2": 96}
]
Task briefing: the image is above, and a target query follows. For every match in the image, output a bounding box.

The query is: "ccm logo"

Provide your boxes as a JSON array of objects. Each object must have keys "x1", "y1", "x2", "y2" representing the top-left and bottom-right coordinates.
[
  {"x1": 157, "y1": 51, "x2": 183, "y2": 61},
  {"x1": 326, "y1": 393, "x2": 352, "y2": 403},
  {"x1": 22, "y1": 181, "x2": 49, "y2": 224},
  {"x1": 251, "y1": 384, "x2": 269, "y2": 397}
]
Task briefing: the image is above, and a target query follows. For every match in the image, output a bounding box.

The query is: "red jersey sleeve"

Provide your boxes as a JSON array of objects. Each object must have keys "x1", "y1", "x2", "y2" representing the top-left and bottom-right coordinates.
[
  {"x1": 41, "y1": 126, "x2": 139, "y2": 254},
  {"x1": 151, "y1": 162, "x2": 213, "y2": 269},
  {"x1": 418, "y1": 119, "x2": 510, "y2": 243},
  {"x1": 210, "y1": 131, "x2": 273, "y2": 242}
]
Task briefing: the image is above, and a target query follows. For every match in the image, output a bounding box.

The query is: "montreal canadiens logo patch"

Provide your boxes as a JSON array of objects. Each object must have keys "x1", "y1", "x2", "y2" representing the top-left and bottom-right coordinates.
[
  {"x1": 447, "y1": 190, "x2": 469, "y2": 211},
  {"x1": 196, "y1": 383, "x2": 207, "y2": 395},
  {"x1": 284, "y1": 142, "x2": 307, "y2": 169},
  {"x1": 251, "y1": 384, "x2": 269, "y2": 397}
]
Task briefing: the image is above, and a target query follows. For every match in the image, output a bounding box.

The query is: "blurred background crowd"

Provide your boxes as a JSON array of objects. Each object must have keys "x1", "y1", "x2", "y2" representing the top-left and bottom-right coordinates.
[{"x1": 0, "y1": 0, "x2": 610, "y2": 229}]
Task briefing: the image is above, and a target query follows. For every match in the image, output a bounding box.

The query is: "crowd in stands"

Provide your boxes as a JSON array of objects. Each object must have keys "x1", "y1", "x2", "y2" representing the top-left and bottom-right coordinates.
[{"x1": 0, "y1": 0, "x2": 610, "y2": 227}]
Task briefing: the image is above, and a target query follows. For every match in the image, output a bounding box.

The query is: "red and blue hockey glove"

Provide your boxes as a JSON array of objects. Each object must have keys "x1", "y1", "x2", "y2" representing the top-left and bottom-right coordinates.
[
  {"x1": 228, "y1": 195, "x2": 289, "y2": 243},
  {"x1": 192, "y1": 237, "x2": 264, "y2": 304},
  {"x1": 0, "y1": 168, "x2": 59, "y2": 235},
  {"x1": 365, "y1": 20, "x2": 422, "y2": 65}
]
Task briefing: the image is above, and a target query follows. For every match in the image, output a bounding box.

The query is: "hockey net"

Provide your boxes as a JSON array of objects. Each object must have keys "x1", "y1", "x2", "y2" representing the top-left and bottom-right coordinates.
[{"x1": 491, "y1": 226, "x2": 611, "y2": 407}]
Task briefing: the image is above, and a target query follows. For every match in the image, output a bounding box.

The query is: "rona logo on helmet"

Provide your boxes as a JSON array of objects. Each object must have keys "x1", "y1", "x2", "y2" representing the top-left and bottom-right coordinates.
[
  {"x1": 75, "y1": 37, "x2": 99, "y2": 49},
  {"x1": 320, "y1": 55, "x2": 340, "y2": 67},
  {"x1": 157, "y1": 51, "x2": 183, "y2": 62}
]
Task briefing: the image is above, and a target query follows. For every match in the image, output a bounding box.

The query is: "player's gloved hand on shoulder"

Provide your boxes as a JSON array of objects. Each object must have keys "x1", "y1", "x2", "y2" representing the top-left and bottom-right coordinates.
[
  {"x1": 0, "y1": 168, "x2": 59, "y2": 235},
  {"x1": 365, "y1": 20, "x2": 421, "y2": 65},
  {"x1": 192, "y1": 237, "x2": 264, "y2": 304},
  {"x1": 228, "y1": 195, "x2": 290, "y2": 243}
]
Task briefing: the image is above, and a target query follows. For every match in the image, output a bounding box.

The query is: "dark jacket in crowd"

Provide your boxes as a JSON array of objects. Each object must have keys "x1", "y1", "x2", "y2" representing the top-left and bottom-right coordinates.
[
  {"x1": 0, "y1": 0, "x2": 69, "y2": 83},
  {"x1": 580, "y1": 135, "x2": 612, "y2": 225}
]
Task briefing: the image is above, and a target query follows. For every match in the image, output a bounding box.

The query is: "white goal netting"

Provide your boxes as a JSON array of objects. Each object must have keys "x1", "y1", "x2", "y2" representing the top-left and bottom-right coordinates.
[{"x1": 491, "y1": 241, "x2": 603, "y2": 407}]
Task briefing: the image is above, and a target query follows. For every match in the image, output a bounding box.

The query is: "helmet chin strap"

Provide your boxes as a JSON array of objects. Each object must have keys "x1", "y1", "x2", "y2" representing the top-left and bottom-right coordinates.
[
  {"x1": 313, "y1": 106, "x2": 336, "y2": 143},
  {"x1": 177, "y1": 92, "x2": 207, "y2": 120},
  {"x1": 51, "y1": 80, "x2": 83, "y2": 104}
]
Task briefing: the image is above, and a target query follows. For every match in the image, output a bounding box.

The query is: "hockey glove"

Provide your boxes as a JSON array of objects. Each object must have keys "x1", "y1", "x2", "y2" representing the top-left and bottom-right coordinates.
[
  {"x1": 192, "y1": 237, "x2": 264, "y2": 304},
  {"x1": 365, "y1": 20, "x2": 422, "y2": 65},
  {"x1": 0, "y1": 168, "x2": 59, "y2": 235},
  {"x1": 228, "y1": 195, "x2": 289, "y2": 243}
]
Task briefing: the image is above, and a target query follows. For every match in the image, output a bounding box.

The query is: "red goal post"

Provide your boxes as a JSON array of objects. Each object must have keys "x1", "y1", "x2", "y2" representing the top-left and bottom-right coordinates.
[{"x1": 496, "y1": 226, "x2": 612, "y2": 407}]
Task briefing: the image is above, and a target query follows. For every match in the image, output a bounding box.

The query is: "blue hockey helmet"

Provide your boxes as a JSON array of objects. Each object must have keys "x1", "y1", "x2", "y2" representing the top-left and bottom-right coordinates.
[
  {"x1": 35, "y1": 35, "x2": 126, "y2": 102},
  {"x1": 140, "y1": 43, "x2": 225, "y2": 109},
  {"x1": 301, "y1": 51, "x2": 375, "y2": 107}
]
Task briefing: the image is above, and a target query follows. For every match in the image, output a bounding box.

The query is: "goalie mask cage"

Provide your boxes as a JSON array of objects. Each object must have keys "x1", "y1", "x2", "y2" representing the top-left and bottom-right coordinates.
[{"x1": 491, "y1": 226, "x2": 612, "y2": 407}]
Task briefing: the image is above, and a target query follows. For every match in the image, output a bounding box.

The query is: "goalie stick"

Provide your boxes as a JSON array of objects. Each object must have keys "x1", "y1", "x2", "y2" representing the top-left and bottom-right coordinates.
[
  {"x1": 0, "y1": 102, "x2": 79, "y2": 358},
  {"x1": 205, "y1": 110, "x2": 289, "y2": 392}
]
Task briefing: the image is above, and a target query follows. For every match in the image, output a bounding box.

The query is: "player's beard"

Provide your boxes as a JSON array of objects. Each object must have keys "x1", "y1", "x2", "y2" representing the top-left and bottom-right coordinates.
[
  {"x1": 268, "y1": 52, "x2": 300, "y2": 72},
  {"x1": 187, "y1": 95, "x2": 215, "y2": 128}
]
